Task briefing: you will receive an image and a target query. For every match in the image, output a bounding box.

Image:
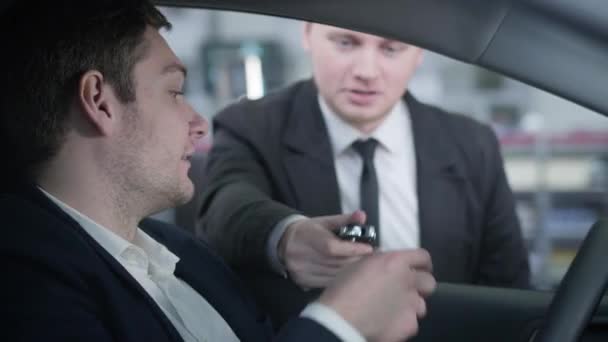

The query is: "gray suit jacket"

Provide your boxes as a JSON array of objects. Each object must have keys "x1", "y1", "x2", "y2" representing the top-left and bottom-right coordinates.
[{"x1": 199, "y1": 79, "x2": 530, "y2": 328}]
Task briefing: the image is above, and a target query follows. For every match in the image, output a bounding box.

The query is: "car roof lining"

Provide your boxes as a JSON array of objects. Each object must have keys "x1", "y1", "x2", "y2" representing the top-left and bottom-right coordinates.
[
  {"x1": 155, "y1": 0, "x2": 608, "y2": 118},
  {"x1": 481, "y1": 3, "x2": 608, "y2": 115},
  {"x1": 0, "y1": 0, "x2": 603, "y2": 117},
  {"x1": 157, "y1": 0, "x2": 513, "y2": 63}
]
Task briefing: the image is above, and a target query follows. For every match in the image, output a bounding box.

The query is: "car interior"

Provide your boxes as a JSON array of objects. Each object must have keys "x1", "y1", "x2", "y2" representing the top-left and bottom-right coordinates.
[{"x1": 2, "y1": 0, "x2": 607, "y2": 341}]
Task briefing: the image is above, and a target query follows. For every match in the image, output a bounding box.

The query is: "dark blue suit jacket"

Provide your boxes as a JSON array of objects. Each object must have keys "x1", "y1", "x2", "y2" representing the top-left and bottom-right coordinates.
[{"x1": 0, "y1": 187, "x2": 339, "y2": 341}]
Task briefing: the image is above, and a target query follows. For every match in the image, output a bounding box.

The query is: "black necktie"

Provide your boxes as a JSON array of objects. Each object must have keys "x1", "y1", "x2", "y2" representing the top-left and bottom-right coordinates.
[{"x1": 352, "y1": 139, "x2": 379, "y2": 246}]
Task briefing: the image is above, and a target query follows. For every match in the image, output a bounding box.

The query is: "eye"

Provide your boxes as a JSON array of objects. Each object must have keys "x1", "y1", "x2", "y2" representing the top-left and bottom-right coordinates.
[
  {"x1": 332, "y1": 36, "x2": 356, "y2": 50},
  {"x1": 384, "y1": 46, "x2": 397, "y2": 55},
  {"x1": 382, "y1": 43, "x2": 407, "y2": 56},
  {"x1": 338, "y1": 38, "x2": 353, "y2": 47}
]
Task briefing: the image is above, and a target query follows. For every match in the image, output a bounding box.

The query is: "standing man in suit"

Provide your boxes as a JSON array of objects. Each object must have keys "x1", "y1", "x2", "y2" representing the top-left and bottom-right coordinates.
[
  {"x1": 199, "y1": 23, "x2": 530, "y2": 326},
  {"x1": 0, "y1": 2, "x2": 436, "y2": 341}
]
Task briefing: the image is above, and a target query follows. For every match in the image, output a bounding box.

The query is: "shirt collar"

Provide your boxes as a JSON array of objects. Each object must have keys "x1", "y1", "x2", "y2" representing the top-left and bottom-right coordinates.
[
  {"x1": 38, "y1": 187, "x2": 179, "y2": 276},
  {"x1": 318, "y1": 95, "x2": 411, "y2": 155},
  {"x1": 373, "y1": 100, "x2": 412, "y2": 154},
  {"x1": 133, "y1": 229, "x2": 180, "y2": 278}
]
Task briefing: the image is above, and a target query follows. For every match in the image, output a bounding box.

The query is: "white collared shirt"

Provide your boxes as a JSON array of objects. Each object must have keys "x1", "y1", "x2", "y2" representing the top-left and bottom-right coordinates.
[
  {"x1": 41, "y1": 188, "x2": 239, "y2": 342},
  {"x1": 319, "y1": 96, "x2": 420, "y2": 251},
  {"x1": 41, "y1": 188, "x2": 364, "y2": 342},
  {"x1": 267, "y1": 96, "x2": 420, "y2": 268}
]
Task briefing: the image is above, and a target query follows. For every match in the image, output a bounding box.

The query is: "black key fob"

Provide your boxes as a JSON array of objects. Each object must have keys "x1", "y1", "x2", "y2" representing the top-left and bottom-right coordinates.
[{"x1": 334, "y1": 223, "x2": 378, "y2": 247}]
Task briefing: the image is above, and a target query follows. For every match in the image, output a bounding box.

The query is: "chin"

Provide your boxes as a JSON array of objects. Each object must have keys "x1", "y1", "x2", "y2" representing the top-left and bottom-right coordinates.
[
  {"x1": 345, "y1": 112, "x2": 384, "y2": 125},
  {"x1": 161, "y1": 184, "x2": 194, "y2": 209},
  {"x1": 341, "y1": 105, "x2": 380, "y2": 119},
  {"x1": 178, "y1": 183, "x2": 195, "y2": 204}
]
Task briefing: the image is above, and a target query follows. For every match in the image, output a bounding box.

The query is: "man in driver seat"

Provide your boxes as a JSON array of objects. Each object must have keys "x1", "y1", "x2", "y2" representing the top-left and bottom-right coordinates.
[{"x1": 0, "y1": 1, "x2": 435, "y2": 341}]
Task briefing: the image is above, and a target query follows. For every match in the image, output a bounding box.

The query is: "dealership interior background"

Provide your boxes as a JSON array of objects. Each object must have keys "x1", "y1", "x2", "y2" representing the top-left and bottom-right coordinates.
[{"x1": 154, "y1": 7, "x2": 608, "y2": 290}]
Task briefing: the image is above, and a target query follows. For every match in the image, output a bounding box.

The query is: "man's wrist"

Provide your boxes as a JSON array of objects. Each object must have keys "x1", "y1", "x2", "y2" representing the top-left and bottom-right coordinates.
[
  {"x1": 300, "y1": 302, "x2": 366, "y2": 342},
  {"x1": 266, "y1": 214, "x2": 307, "y2": 276}
]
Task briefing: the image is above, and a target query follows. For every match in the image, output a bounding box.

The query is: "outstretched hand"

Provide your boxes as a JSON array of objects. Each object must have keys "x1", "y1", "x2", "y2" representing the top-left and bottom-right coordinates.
[{"x1": 279, "y1": 210, "x2": 374, "y2": 288}]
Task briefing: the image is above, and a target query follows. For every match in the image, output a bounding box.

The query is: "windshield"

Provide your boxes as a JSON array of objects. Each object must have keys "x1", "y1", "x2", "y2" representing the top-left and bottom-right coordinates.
[{"x1": 158, "y1": 6, "x2": 608, "y2": 291}]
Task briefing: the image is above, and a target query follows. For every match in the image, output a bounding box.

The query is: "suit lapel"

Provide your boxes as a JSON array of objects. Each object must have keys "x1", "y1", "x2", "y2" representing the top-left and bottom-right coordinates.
[
  {"x1": 281, "y1": 81, "x2": 341, "y2": 216},
  {"x1": 171, "y1": 238, "x2": 271, "y2": 341},
  {"x1": 24, "y1": 186, "x2": 184, "y2": 342},
  {"x1": 28, "y1": 186, "x2": 269, "y2": 341},
  {"x1": 407, "y1": 94, "x2": 472, "y2": 279},
  {"x1": 277, "y1": 84, "x2": 474, "y2": 279}
]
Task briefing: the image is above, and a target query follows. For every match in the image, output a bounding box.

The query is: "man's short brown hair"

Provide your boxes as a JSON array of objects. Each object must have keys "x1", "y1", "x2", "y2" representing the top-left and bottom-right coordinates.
[{"x1": 0, "y1": 0, "x2": 171, "y2": 181}]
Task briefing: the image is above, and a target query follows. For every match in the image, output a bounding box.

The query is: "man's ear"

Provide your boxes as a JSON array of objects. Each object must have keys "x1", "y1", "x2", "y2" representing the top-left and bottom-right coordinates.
[
  {"x1": 301, "y1": 22, "x2": 313, "y2": 50},
  {"x1": 77, "y1": 70, "x2": 118, "y2": 136}
]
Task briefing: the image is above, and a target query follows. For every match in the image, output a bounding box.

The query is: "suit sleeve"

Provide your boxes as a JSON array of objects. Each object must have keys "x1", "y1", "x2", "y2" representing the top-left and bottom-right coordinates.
[
  {"x1": 1, "y1": 258, "x2": 115, "y2": 342},
  {"x1": 198, "y1": 123, "x2": 300, "y2": 271},
  {"x1": 475, "y1": 126, "x2": 531, "y2": 288}
]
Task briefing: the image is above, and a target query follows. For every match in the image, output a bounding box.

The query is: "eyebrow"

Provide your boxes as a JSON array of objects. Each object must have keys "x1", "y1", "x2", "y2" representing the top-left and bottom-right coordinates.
[
  {"x1": 162, "y1": 63, "x2": 188, "y2": 78},
  {"x1": 328, "y1": 32, "x2": 356, "y2": 40}
]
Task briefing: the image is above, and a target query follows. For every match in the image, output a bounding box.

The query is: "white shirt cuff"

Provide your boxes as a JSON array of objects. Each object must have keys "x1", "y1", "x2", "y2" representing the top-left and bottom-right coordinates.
[
  {"x1": 266, "y1": 214, "x2": 308, "y2": 276},
  {"x1": 300, "y1": 302, "x2": 366, "y2": 342}
]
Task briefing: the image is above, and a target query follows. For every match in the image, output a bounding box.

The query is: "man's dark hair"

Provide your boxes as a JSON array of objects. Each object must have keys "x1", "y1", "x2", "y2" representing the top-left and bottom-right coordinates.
[{"x1": 0, "y1": 0, "x2": 171, "y2": 182}]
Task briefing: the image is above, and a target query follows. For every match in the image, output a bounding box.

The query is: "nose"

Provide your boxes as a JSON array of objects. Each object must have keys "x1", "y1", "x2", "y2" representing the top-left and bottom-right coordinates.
[
  {"x1": 189, "y1": 112, "x2": 208, "y2": 142},
  {"x1": 352, "y1": 49, "x2": 380, "y2": 81}
]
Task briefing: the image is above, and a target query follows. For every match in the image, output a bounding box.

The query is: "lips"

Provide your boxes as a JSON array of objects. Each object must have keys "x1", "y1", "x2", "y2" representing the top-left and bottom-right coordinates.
[
  {"x1": 181, "y1": 149, "x2": 195, "y2": 162},
  {"x1": 346, "y1": 89, "x2": 379, "y2": 106}
]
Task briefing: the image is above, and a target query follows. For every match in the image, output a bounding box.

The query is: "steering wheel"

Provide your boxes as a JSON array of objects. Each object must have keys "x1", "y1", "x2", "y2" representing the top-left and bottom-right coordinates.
[{"x1": 534, "y1": 220, "x2": 608, "y2": 342}]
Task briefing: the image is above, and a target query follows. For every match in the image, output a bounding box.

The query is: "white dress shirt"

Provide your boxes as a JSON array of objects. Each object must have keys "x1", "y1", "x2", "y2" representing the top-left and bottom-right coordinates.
[
  {"x1": 319, "y1": 96, "x2": 420, "y2": 251},
  {"x1": 41, "y1": 188, "x2": 239, "y2": 342},
  {"x1": 40, "y1": 188, "x2": 364, "y2": 342},
  {"x1": 268, "y1": 96, "x2": 420, "y2": 265}
]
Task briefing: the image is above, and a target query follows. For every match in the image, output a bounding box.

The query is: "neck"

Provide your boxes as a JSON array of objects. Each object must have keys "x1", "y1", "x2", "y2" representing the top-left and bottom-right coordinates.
[{"x1": 37, "y1": 151, "x2": 142, "y2": 242}]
